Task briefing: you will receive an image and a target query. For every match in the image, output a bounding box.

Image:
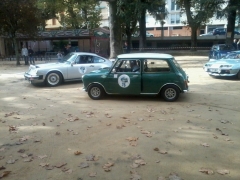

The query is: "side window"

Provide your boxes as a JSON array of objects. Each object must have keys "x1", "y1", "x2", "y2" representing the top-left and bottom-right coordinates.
[
  {"x1": 112, "y1": 59, "x2": 140, "y2": 73},
  {"x1": 93, "y1": 56, "x2": 105, "y2": 63},
  {"x1": 144, "y1": 59, "x2": 170, "y2": 73},
  {"x1": 75, "y1": 56, "x2": 81, "y2": 64}
]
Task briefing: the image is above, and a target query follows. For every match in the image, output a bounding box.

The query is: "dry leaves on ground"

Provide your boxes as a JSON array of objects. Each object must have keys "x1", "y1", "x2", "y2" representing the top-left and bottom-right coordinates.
[
  {"x1": 39, "y1": 163, "x2": 49, "y2": 167},
  {"x1": 55, "y1": 162, "x2": 67, "y2": 168},
  {"x1": 217, "y1": 169, "x2": 230, "y2": 175},
  {"x1": 89, "y1": 172, "x2": 97, "y2": 177},
  {"x1": 7, "y1": 159, "x2": 18, "y2": 164},
  {"x1": 199, "y1": 168, "x2": 214, "y2": 175},
  {"x1": 74, "y1": 151, "x2": 83, "y2": 155},
  {"x1": 9, "y1": 126, "x2": 18, "y2": 132},
  {"x1": 78, "y1": 162, "x2": 89, "y2": 169},
  {"x1": 168, "y1": 173, "x2": 182, "y2": 180},
  {"x1": 105, "y1": 113, "x2": 112, "y2": 118},
  {"x1": 86, "y1": 154, "x2": 98, "y2": 161},
  {"x1": 201, "y1": 143, "x2": 210, "y2": 147},
  {"x1": 130, "y1": 170, "x2": 141, "y2": 180},
  {"x1": 0, "y1": 171, "x2": 11, "y2": 178},
  {"x1": 102, "y1": 162, "x2": 114, "y2": 172},
  {"x1": 38, "y1": 155, "x2": 47, "y2": 159},
  {"x1": 126, "y1": 137, "x2": 139, "y2": 146},
  {"x1": 131, "y1": 159, "x2": 147, "y2": 168}
]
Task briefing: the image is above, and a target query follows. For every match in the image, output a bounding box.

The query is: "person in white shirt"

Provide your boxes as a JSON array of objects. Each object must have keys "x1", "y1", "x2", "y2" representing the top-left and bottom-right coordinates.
[{"x1": 21, "y1": 45, "x2": 29, "y2": 65}]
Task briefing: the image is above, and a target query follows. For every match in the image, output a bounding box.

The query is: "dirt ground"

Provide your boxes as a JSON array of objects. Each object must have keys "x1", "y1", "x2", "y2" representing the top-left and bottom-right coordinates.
[{"x1": 0, "y1": 56, "x2": 240, "y2": 180}]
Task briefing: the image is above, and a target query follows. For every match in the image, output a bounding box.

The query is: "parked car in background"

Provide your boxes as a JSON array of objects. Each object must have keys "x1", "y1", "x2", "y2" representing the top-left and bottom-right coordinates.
[
  {"x1": 132, "y1": 32, "x2": 154, "y2": 37},
  {"x1": 199, "y1": 31, "x2": 213, "y2": 36},
  {"x1": 212, "y1": 28, "x2": 240, "y2": 35},
  {"x1": 24, "y1": 52, "x2": 112, "y2": 86},
  {"x1": 209, "y1": 44, "x2": 235, "y2": 60},
  {"x1": 204, "y1": 51, "x2": 240, "y2": 79},
  {"x1": 82, "y1": 53, "x2": 189, "y2": 102}
]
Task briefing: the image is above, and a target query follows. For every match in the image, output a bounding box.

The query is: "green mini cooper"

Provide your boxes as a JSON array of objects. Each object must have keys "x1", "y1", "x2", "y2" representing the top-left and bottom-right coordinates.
[{"x1": 82, "y1": 53, "x2": 189, "y2": 102}]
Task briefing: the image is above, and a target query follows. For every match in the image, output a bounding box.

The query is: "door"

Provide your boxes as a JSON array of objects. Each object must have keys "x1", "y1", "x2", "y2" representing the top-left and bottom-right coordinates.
[
  {"x1": 105, "y1": 59, "x2": 141, "y2": 94},
  {"x1": 141, "y1": 59, "x2": 176, "y2": 94},
  {"x1": 67, "y1": 55, "x2": 96, "y2": 79}
]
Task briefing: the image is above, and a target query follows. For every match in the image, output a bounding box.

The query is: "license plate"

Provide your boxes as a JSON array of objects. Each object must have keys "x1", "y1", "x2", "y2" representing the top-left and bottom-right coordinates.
[{"x1": 209, "y1": 68, "x2": 218, "y2": 72}]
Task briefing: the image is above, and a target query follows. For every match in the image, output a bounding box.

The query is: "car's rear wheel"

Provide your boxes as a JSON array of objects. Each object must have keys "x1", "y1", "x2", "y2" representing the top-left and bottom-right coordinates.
[
  {"x1": 88, "y1": 84, "x2": 105, "y2": 100},
  {"x1": 161, "y1": 85, "x2": 180, "y2": 102},
  {"x1": 46, "y1": 72, "x2": 62, "y2": 86}
]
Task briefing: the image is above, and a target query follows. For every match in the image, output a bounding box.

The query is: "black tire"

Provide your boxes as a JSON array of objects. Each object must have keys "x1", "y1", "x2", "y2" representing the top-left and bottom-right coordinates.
[
  {"x1": 161, "y1": 85, "x2": 180, "y2": 102},
  {"x1": 237, "y1": 71, "x2": 240, "y2": 80},
  {"x1": 45, "y1": 72, "x2": 62, "y2": 86},
  {"x1": 88, "y1": 84, "x2": 105, "y2": 100}
]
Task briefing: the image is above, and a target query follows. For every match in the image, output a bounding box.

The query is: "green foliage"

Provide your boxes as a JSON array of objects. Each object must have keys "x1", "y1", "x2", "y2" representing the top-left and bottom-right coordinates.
[
  {"x1": 37, "y1": 0, "x2": 102, "y2": 29},
  {"x1": 177, "y1": 0, "x2": 226, "y2": 27},
  {"x1": 0, "y1": 0, "x2": 41, "y2": 38}
]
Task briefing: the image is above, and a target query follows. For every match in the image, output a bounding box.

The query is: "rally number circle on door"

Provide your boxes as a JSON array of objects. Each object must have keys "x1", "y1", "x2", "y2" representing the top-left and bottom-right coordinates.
[{"x1": 118, "y1": 74, "x2": 130, "y2": 88}]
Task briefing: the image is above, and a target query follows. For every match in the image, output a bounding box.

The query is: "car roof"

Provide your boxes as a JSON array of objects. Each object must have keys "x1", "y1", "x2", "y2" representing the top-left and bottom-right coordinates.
[
  {"x1": 117, "y1": 53, "x2": 174, "y2": 59},
  {"x1": 70, "y1": 52, "x2": 102, "y2": 56}
]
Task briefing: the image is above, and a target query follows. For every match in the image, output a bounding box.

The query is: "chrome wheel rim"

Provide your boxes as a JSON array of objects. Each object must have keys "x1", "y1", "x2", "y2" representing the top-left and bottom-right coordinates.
[
  {"x1": 90, "y1": 87, "x2": 101, "y2": 97},
  {"x1": 164, "y1": 88, "x2": 176, "y2": 100},
  {"x1": 47, "y1": 73, "x2": 60, "y2": 86}
]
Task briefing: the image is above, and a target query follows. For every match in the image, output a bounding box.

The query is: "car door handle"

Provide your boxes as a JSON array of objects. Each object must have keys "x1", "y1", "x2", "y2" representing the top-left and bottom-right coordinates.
[{"x1": 132, "y1": 75, "x2": 138, "y2": 77}]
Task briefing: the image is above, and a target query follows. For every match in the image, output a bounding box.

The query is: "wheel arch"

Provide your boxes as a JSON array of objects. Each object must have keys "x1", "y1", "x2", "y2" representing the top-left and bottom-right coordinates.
[
  {"x1": 159, "y1": 83, "x2": 182, "y2": 95},
  {"x1": 87, "y1": 82, "x2": 107, "y2": 93}
]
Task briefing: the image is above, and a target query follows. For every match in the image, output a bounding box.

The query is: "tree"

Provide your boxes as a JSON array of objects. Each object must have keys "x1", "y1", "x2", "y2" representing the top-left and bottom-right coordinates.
[
  {"x1": 177, "y1": 0, "x2": 225, "y2": 50},
  {"x1": 217, "y1": 0, "x2": 240, "y2": 45},
  {"x1": 0, "y1": 0, "x2": 41, "y2": 65}
]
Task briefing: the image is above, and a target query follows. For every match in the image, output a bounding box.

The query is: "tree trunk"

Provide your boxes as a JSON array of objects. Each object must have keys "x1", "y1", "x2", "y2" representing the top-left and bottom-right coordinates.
[
  {"x1": 13, "y1": 38, "x2": 20, "y2": 65},
  {"x1": 139, "y1": 9, "x2": 146, "y2": 52},
  {"x1": 108, "y1": 1, "x2": 123, "y2": 58},
  {"x1": 190, "y1": 26, "x2": 198, "y2": 51},
  {"x1": 225, "y1": 0, "x2": 236, "y2": 45}
]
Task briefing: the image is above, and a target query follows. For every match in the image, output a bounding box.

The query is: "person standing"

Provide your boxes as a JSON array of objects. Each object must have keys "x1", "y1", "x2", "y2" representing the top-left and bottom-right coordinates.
[
  {"x1": 57, "y1": 51, "x2": 63, "y2": 62},
  {"x1": 21, "y1": 45, "x2": 29, "y2": 65},
  {"x1": 28, "y1": 46, "x2": 35, "y2": 65}
]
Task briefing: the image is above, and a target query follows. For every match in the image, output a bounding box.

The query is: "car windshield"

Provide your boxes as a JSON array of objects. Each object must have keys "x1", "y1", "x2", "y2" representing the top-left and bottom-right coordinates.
[
  {"x1": 219, "y1": 45, "x2": 233, "y2": 51},
  {"x1": 62, "y1": 53, "x2": 78, "y2": 64},
  {"x1": 223, "y1": 52, "x2": 240, "y2": 59}
]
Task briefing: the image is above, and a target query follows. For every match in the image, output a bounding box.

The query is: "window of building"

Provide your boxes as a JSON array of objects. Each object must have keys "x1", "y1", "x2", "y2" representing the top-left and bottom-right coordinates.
[
  {"x1": 156, "y1": 27, "x2": 168, "y2": 30},
  {"x1": 170, "y1": 14, "x2": 180, "y2": 24},
  {"x1": 171, "y1": 0, "x2": 180, "y2": 11}
]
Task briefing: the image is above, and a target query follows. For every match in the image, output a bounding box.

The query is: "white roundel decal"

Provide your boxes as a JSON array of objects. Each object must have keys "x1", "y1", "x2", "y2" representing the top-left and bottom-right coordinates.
[
  {"x1": 79, "y1": 66, "x2": 87, "y2": 74},
  {"x1": 118, "y1": 74, "x2": 130, "y2": 88}
]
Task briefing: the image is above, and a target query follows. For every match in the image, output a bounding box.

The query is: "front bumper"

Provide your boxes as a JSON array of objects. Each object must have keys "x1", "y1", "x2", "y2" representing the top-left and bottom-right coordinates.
[
  {"x1": 207, "y1": 68, "x2": 238, "y2": 77},
  {"x1": 24, "y1": 72, "x2": 44, "y2": 83}
]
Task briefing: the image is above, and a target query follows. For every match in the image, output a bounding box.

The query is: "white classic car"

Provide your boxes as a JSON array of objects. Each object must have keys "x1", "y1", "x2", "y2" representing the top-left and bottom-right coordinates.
[{"x1": 24, "y1": 52, "x2": 112, "y2": 86}]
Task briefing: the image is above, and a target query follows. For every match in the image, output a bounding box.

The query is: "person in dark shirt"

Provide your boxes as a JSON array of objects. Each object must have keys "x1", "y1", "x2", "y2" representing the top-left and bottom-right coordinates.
[{"x1": 28, "y1": 46, "x2": 35, "y2": 65}]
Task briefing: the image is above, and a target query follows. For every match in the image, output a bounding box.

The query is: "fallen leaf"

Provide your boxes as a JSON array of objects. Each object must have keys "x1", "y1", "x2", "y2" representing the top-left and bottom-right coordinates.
[
  {"x1": 159, "y1": 151, "x2": 168, "y2": 154},
  {"x1": 0, "y1": 156, "x2": 4, "y2": 160},
  {"x1": 168, "y1": 173, "x2": 182, "y2": 180},
  {"x1": 0, "y1": 166, "x2": 6, "y2": 170},
  {"x1": 106, "y1": 123, "x2": 111, "y2": 126},
  {"x1": 86, "y1": 154, "x2": 94, "y2": 161},
  {"x1": 126, "y1": 137, "x2": 138, "y2": 141},
  {"x1": 78, "y1": 162, "x2": 89, "y2": 168},
  {"x1": 217, "y1": 169, "x2": 230, "y2": 175},
  {"x1": 201, "y1": 143, "x2": 209, "y2": 147},
  {"x1": 7, "y1": 159, "x2": 18, "y2": 164},
  {"x1": 154, "y1": 148, "x2": 159, "y2": 151},
  {"x1": 23, "y1": 158, "x2": 32, "y2": 162},
  {"x1": 55, "y1": 162, "x2": 67, "y2": 168},
  {"x1": 9, "y1": 126, "x2": 18, "y2": 132},
  {"x1": 39, "y1": 163, "x2": 49, "y2": 167},
  {"x1": 199, "y1": 168, "x2": 214, "y2": 175},
  {"x1": 38, "y1": 155, "x2": 47, "y2": 159},
  {"x1": 146, "y1": 134, "x2": 152, "y2": 138},
  {"x1": 18, "y1": 149, "x2": 25, "y2": 153},
  {"x1": 20, "y1": 154, "x2": 28, "y2": 158},
  {"x1": 65, "y1": 169, "x2": 73, "y2": 174},
  {"x1": 138, "y1": 118, "x2": 144, "y2": 121},
  {"x1": 105, "y1": 113, "x2": 112, "y2": 118},
  {"x1": 45, "y1": 165, "x2": 54, "y2": 170},
  {"x1": 74, "y1": 151, "x2": 83, "y2": 155},
  {"x1": 130, "y1": 170, "x2": 141, "y2": 180},
  {"x1": 140, "y1": 130, "x2": 150, "y2": 134},
  {"x1": 89, "y1": 172, "x2": 97, "y2": 177},
  {"x1": 0, "y1": 148, "x2": 5, "y2": 152},
  {"x1": 0, "y1": 171, "x2": 11, "y2": 178}
]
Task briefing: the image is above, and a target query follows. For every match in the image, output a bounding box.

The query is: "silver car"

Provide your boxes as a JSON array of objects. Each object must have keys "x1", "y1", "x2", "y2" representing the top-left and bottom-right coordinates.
[
  {"x1": 24, "y1": 52, "x2": 112, "y2": 86},
  {"x1": 204, "y1": 51, "x2": 240, "y2": 79}
]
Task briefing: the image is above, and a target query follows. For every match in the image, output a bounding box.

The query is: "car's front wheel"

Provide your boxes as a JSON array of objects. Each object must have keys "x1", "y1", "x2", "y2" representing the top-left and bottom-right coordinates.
[
  {"x1": 88, "y1": 84, "x2": 105, "y2": 100},
  {"x1": 46, "y1": 72, "x2": 62, "y2": 86},
  {"x1": 161, "y1": 85, "x2": 180, "y2": 102}
]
